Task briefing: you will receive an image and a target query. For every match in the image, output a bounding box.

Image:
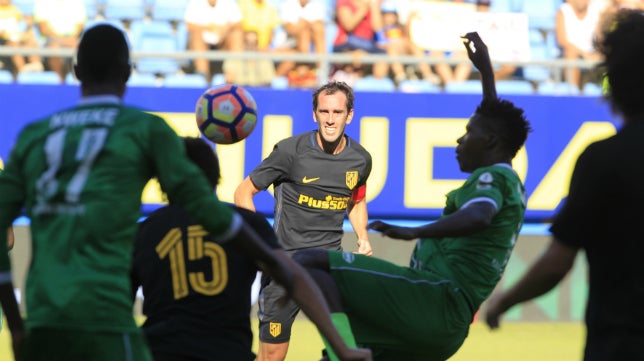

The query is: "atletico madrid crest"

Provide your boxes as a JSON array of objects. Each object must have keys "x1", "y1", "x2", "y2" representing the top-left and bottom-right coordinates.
[
  {"x1": 269, "y1": 322, "x2": 282, "y2": 337},
  {"x1": 346, "y1": 171, "x2": 358, "y2": 189}
]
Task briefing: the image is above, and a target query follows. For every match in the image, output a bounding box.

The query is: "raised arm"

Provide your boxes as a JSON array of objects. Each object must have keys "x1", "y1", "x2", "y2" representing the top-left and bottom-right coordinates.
[{"x1": 462, "y1": 32, "x2": 497, "y2": 101}]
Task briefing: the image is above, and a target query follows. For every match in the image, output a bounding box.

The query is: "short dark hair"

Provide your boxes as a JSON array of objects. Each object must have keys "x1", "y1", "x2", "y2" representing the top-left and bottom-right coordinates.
[
  {"x1": 596, "y1": 10, "x2": 644, "y2": 119},
  {"x1": 75, "y1": 24, "x2": 131, "y2": 83},
  {"x1": 183, "y1": 137, "x2": 220, "y2": 189},
  {"x1": 312, "y1": 81, "x2": 355, "y2": 112},
  {"x1": 475, "y1": 98, "x2": 531, "y2": 158}
]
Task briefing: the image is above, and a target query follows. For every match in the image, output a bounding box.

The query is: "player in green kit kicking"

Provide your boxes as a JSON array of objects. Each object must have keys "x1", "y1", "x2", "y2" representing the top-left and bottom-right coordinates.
[
  {"x1": 0, "y1": 24, "x2": 370, "y2": 361},
  {"x1": 294, "y1": 32, "x2": 531, "y2": 361}
]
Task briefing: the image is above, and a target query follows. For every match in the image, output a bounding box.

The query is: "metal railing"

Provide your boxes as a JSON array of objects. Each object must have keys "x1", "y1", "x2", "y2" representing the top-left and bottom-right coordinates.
[{"x1": 0, "y1": 45, "x2": 601, "y2": 85}]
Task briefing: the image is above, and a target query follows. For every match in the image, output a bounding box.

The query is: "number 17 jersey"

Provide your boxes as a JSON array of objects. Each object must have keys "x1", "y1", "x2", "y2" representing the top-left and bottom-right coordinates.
[{"x1": 0, "y1": 97, "x2": 237, "y2": 333}]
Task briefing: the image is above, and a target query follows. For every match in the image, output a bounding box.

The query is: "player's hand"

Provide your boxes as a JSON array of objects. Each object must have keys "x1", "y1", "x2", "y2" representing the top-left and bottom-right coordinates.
[
  {"x1": 484, "y1": 292, "x2": 507, "y2": 330},
  {"x1": 368, "y1": 221, "x2": 418, "y2": 240},
  {"x1": 461, "y1": 32, "x2": 492, "y2": 73},
  {"x1": 337, "y1": 347, "x2": 373, "y2": 361},
  {"x1": 355, "y1": 239, "x2": 373, "y2": 256}
]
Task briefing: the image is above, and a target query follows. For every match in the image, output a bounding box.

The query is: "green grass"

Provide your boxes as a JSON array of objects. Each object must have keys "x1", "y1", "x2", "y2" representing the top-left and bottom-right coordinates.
[{"x1": 2, "y1": 317, "x2": 583, "y2": 360}]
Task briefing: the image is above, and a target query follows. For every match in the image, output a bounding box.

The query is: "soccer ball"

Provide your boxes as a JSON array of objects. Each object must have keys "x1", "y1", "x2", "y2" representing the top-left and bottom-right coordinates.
[{"x1": 195, "y1": 84, "x2": 258, "y2": 144}]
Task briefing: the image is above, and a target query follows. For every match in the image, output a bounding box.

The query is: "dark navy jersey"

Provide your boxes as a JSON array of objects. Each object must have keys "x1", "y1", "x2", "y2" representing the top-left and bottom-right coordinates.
[
  {"x1": 249, "y1": 130, "x2": 372, "y2": 251},
  {"x1": 550, "y1": 121, "x2": 644, "y2": 361},
  {"x1": 131, "y1": 204, "x2": 280, "y2": 361}
]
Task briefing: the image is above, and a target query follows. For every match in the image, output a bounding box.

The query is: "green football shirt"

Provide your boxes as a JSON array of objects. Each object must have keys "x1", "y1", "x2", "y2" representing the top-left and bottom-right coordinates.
[
  {"x1": 411, "y1": 164, "x2": 526, "y2": 309},
  {"x1": 0, "y1": 96, "x2": 240, "y2": 332}
]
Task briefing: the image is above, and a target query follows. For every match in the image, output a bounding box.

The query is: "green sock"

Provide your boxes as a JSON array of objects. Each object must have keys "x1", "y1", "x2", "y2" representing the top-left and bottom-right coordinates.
[{"x1": 320, "y1": 312, "x2": 357, "y2": 361}]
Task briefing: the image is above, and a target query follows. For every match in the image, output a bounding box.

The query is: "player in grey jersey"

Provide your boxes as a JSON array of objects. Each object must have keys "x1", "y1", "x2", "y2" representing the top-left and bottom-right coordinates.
[{"x1": 235, "y1": 81, "x2": 373, "y2": 361}]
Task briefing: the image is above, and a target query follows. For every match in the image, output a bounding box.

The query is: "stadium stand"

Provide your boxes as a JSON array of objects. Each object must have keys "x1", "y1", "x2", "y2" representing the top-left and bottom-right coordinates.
[
  {"x1": 84, "y1": 0, "x2": 101, "y2": 19},
  {"x1": 84, "y1": 19, "x2": 127, "y2": 33},
  {"x1": 103, "y1": 0, "x2": 148, "y2": 22},
  {"x1": 522, "y1": 28, "x2": 554, "y2": 83},
  {"x1": 12, "y1": 0, "x2": 35, "y2": 16},
  {"x1": 65, "y1": 72, "x2": 79, "y2": 85},
  {"x1": 521, "y1": 0, "x2": 560, "y2": 32},
  {"x1": 0, "y1": 0, "x2": 607, "y2": 93},
  {"x1": 130, "y1": 20, "x2": 181, "y2": 75},
  {"x1": 353, "y1": 76, "x2": 396, "y2": 92},
  {"x1": 444, "y1": 80, "x2": 483, "y2": 94},
  {"x1": 446, "y1": 79, "x2": 536, "y2": 95},
  {"x1": 149, "y1": 0, "x2": 190, "y2": 23},
  {"x1": 270, "y1": 76, "x2": 289, "y2": 89},
  {"x1": 211, "y1": 73, "x2": 226, "y2": 86},
  {"x1": 0, "y1": 69, "x2": 14, "y2": 84},
  {"x1": 582, "y1": 82, "x2": 603, "y2": 97},
  {"x1": 16, "y1": 71, "x2": 61, "y2": 85},
  {"x1": 489, "y1": 0, "x2": 520, "y2": 13},
  {"x1": 496, "y1": 79, "x2": 535, "y2": 95},
  {"x1": 537, "y1": 81, "x2": 581, "y2": 96},
  {"x1": 398, "y1": 79, "x2": 441, "y2": 94},
  {"x1": 163, "y1": 73, "x2": 208, "y2": 88},
  {"x1": 127, "y1": 72, "x2": 159, "y2": 87}
]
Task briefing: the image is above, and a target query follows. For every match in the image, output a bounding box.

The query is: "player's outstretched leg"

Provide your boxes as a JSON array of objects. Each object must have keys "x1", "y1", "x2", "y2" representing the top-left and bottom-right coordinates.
[{"x1": 293, "y1": 250, "x2": 358, "y2": 361}]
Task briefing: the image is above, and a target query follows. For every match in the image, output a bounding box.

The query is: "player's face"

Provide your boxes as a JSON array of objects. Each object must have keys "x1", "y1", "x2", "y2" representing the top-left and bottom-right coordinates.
[
  {"x1": 313, "y1": 92, "x2": 353, "y2": 144},
  {"x1": 456, "y1": 114, "x2": 490, "y2": 173}
]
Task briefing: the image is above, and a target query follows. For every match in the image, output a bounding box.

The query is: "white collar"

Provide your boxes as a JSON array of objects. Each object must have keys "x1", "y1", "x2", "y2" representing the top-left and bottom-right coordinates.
[{"x1": 78, "y1": 95, "x2": 121, "y2": 106}]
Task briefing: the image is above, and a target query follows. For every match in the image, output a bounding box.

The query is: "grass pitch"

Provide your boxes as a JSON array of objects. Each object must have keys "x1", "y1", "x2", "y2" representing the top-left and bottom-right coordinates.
[{"x1": 1, "y1": 317, "x2": 583, "y2": 360}]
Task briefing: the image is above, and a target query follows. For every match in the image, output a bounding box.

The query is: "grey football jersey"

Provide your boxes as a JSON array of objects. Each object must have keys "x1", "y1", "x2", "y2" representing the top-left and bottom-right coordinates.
[{"x1": 250, "y1": 131, "x2": 372, "y2": 251}]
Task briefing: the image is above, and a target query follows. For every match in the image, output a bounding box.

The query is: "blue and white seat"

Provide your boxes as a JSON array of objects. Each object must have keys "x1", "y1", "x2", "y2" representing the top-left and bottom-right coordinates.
[
  {"x1": 353, "y1": 76, "x2": 396, "y2": 92},
  {"x1": 130, "y1": 20, "x2": 181, "y2": 75},
  {"x1": 103, "y1": 0, "x2": 148, "y2": 21},
  {"x1": 16, "y1": 71, "x2": 61, "y2": 85},
  {"x1": 163, "y1": 73, "x2": 208, "y2": 88}
]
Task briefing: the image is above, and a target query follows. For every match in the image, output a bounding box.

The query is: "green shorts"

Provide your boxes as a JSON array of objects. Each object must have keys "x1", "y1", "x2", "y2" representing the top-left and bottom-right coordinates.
[
  {"x1": 23, "y1": 328, "x2": 152, "y2": 361},
  {"x1": 329, "y1": 251, "x2": 472, "y2": 361}
]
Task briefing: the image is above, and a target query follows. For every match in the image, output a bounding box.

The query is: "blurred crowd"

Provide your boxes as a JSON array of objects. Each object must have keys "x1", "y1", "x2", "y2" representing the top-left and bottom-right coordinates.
[{"x1": 1, "y1": 0, "x2": 643, "y2": 92}]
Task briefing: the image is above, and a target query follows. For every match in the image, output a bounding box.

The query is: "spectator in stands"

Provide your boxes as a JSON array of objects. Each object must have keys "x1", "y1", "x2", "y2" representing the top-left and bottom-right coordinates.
[
  {"x1": 606, "y1": 0, "x2": 644, "y2": 10},
  {"x1": 333, "y1": 0, "x2": 389, "y2": 79},
  {"x1": 475, "y1": 0, "x2": 523, "y2": 80},
  {"x1": 405, "y1": 0, "x2": 472, "y2": 86},
  {"x1": 330, "y1": 63, "x2": 363, "y2": 86},
  {"x1": 287, "y1": 62, "x2": 318, "y2": 88},
  {"x1": 185, "y1": 0, "x2": 244, "y2": 79},
  {"x1": 555, "y1": 0, "x2": 603, "y2": 90},
  {"x1": 238, "y1": 0, "x2": 282, "y2": 52},
  {"x1": 0, "y1": 0, "x2": 43, "y2": 76},
  {"x1": 378, "y1": 0, "x2": 440, "y2": 85},
  {"x1": 33, "y1": 0, "x2": 86, "y2": 82},
  {"x1": 222, "y1": 30, "x2": 276, "y2": 87},
  {"x1": 597, "y1": 0, "x2": 644, "y2": 42},
  {"x1": 274, "y1": 0, "x2": 327, "y2": 77}
]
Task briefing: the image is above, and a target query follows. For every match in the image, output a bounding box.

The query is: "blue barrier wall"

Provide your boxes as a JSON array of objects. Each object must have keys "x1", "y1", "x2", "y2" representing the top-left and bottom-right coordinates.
[{"x1": 0, "y1": 84, "x2": 619, "y2": 222}]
